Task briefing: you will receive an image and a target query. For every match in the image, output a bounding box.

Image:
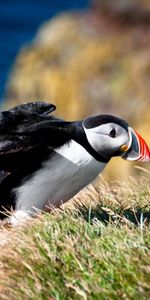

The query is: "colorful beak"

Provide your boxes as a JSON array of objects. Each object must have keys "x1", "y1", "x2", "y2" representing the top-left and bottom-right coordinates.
[{"x1": 122, "y1": 127, "x2": 150, "y2": 162}]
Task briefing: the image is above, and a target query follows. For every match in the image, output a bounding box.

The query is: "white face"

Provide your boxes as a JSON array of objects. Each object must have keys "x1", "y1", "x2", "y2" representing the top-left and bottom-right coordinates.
[{"x1": 83, "y1": 122, "x2": 129, "y2": 158}]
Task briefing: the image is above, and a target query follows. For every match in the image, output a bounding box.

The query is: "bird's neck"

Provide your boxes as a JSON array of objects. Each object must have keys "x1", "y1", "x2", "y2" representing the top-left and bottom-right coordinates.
[{"x1": 72, "y1": 121, "x2": 110, "y2": 163}]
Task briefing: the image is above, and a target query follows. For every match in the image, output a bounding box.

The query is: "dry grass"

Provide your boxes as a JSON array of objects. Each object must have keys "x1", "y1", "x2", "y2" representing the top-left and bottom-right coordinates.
[{"x1": 0, "y1": 176, "x2": 150, "y2": 300}]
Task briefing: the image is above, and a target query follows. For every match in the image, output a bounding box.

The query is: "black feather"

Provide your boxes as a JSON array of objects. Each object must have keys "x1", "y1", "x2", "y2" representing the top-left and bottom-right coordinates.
[
  {"x1": 0, "y1": 102, "x2": 74, "y2": 217},
  {"x1": 84, "y1": 114, "x2": 128, "y2": 131}
]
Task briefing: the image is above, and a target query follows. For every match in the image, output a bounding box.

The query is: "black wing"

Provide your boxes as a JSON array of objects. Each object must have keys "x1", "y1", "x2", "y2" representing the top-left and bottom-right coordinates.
[
  {"x1": 0, "y1": 101, "x2": 74, "y2": 156},
  {"x1": 0, "y1": 102, "x2": 75, "y2": 217}
]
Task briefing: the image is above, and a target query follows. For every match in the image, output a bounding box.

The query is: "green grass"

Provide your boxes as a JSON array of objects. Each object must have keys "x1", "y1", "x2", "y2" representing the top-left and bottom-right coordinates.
[{"x1": 0, "y1": 177, "x2": 150, "y2": 300}]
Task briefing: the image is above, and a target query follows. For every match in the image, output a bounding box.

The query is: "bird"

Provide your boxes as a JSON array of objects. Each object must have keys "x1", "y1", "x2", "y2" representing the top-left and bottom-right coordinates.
[{"x1": 0, "y1": 101, "x2": 149, "y2": 225}]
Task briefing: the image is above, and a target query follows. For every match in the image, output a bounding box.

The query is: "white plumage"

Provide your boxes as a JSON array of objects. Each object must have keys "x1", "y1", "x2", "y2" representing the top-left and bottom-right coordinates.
[{"x1": 15, "y1": 140, "x2": 105, "y2": 214}]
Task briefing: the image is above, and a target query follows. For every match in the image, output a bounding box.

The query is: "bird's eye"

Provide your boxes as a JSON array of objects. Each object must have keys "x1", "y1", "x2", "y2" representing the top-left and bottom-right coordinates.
[{"x1": 109, "y1": 128, "x2": 116, "y2": 138}]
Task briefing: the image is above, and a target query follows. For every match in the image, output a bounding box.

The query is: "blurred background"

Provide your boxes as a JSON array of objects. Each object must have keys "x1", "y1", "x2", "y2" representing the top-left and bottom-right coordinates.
[{"x1": 1, "y1": 0, "x2": 150, "y2": 180}]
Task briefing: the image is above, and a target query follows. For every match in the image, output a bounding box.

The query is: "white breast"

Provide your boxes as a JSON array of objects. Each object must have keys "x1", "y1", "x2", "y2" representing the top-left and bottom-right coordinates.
[{"x1": 15, "y1": 140, "x2": 106, "y2": 213}]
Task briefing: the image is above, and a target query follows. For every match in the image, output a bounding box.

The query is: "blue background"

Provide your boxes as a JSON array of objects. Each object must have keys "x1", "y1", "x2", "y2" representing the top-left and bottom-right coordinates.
[{"x1": 0, "y1": 0, "x2": 89, "y2": 102}]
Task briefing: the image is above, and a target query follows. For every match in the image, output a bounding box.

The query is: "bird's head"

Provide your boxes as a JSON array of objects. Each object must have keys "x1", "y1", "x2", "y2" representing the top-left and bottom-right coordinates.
[{"x1": 83, "y1": 115, "x2": 150, "y2": 162}]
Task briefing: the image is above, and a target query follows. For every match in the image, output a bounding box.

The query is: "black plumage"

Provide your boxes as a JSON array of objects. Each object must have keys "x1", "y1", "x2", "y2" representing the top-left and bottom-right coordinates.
[{"x1": 0, "y1": 102, "x2": 74, "y2": 218}]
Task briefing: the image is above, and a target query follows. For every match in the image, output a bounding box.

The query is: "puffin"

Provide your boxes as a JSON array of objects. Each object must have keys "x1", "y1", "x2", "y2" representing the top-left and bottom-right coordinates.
[{"x1": 0, "y1": 101, "x2": 149, "y2": 225}]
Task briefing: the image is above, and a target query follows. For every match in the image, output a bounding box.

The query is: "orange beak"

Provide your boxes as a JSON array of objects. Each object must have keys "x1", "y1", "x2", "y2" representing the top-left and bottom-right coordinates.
[{"x1": 122, "y1": 128, "x2": 150, "y2": 162}]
